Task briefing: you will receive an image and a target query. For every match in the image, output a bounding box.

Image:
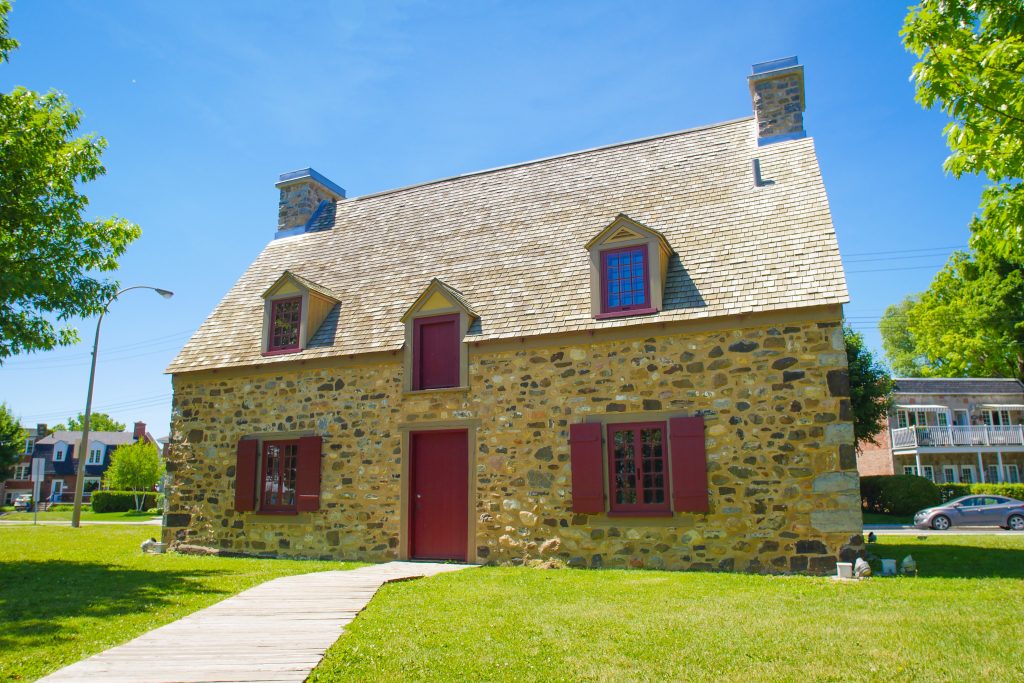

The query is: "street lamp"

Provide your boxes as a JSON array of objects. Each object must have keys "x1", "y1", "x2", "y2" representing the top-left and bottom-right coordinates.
[{"x1": 71, "y1": 286, "x2": 174, "y2": 528}]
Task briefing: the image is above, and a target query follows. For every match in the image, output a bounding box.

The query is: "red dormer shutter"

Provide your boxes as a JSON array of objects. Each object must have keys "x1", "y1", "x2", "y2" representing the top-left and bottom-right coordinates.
[
  {"x1": 569, "y1": 423, "x2": 604, "y2": 513},
  {"x1": 234, "y1": 439, "x2": 258, "y2": 512},
  {"x1": 670, "y1": 416, "x2": 709, "y2": 513},
  {"x1": 295, "y1": 435, "x2": 322, "y2": 512}
]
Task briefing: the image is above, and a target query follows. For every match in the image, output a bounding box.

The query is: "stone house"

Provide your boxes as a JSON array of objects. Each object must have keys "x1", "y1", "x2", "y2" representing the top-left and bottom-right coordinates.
[
  {"x1": 858, "y1": 378, "x2": 1024, "y2": 484},
  {"x1": 164, "y1": 57, "x2": 862, "y2": 573}
]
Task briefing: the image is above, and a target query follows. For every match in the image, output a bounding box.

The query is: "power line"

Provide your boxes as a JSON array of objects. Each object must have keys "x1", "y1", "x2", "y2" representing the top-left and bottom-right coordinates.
[{"x1": 841, "y1": 244, "x2": 966, "y2": 258}]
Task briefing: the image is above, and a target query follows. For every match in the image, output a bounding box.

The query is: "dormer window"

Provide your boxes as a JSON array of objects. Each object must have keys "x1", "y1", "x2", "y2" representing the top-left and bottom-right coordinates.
[
  {"x1": 602, "y1": 246, "x2": 650, "y2": 313},
  {"x1": 87, "y1": 443, "x2": 104, "y2": 466},
  {"x1": 53, "y1": 442, "x2": 68, "y2": 462},
  {"x1": 268, "y1": 297, "x2": 302, "y2": 353},
  {"x1": 401, "y1": 279, "x2": 477, "y2": 392},
  {"x1": 585, "y1": 214, "x2": 674, "y2": 319},
  {"x1": 261, "y1": 271, "x2": 340, "y2": 356}
]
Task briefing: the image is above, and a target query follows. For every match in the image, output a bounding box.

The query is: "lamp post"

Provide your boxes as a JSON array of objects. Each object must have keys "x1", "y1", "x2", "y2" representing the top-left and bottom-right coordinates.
[{"x1": 71, "y1": 286, "x2": 174, "y2": 528}]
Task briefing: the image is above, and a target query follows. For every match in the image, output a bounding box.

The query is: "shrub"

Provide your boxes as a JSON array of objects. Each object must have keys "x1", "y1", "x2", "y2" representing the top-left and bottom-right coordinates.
[
  {"x1": 91, "y1": 491, "x2": 158, "y2": 513},
  {"x1": 48, "y1": 504, "x2": 74, "y2": 512},
  {"x1": 861, "y1": 474, "x2": 941, "y2": 516},
  {"x1": 939, "y1": 482, "x2": 1024, "y2": 502}
]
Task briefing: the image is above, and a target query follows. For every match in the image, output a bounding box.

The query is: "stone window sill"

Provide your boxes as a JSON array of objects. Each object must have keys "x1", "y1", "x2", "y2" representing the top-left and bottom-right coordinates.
[
  {"x1": 594, "y1": 307, "x2": 659, "y2": 320},
  {"x1": 404, "y1": 385, "x2": 470, "y2": 396}
]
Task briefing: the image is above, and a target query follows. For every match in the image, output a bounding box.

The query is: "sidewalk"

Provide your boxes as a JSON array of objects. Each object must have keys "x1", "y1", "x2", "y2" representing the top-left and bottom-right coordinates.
[{"x1": 40, "y1": 560, "x2": 470, "y2": 682}]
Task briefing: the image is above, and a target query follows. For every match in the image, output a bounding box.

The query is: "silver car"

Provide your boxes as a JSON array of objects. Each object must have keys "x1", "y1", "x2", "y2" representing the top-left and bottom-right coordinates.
[{"x1": 914, "y1": 495, "x2": 1024, "y2": 530}]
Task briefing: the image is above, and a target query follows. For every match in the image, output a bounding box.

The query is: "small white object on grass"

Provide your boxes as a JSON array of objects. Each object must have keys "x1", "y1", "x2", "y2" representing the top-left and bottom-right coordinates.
[{"x1": 854, "y1": 557, "x2": 871, "y2": 578}]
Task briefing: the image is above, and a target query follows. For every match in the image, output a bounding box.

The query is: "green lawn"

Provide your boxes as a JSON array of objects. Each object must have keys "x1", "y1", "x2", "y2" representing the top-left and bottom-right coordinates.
[
  {"x1": 0, "y1": 510, "x2": 161, "y2": 522},
  {"x1": 0, "y1": 526, "x2": 360, "y2": 682},
  {"x1": 312, "y1": 536, "x2": 1024, "y2": 682}
]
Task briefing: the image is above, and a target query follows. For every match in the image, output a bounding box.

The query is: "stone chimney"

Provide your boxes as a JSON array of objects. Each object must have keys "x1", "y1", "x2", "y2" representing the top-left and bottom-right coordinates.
[
  {"x1": 133, "y1": 421, "x2": 146, "y2": 441},
  {"x1": 748, "y1": 57, "x2": 806, "y2": 146},
  {"x1": 275, "y1": 168, "x2": 346, "y2": 236}
]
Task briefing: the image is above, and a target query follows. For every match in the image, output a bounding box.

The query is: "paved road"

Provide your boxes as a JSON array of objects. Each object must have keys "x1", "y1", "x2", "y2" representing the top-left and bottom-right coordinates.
[{"x1": 865, "y1": 524, "x2": 1021, "y2": 536}]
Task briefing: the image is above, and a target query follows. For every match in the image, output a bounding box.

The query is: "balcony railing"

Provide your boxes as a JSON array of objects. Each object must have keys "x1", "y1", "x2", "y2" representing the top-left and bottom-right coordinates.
[{"x1": 892, "y1": 425, "x2": 1024, "y2": 449}]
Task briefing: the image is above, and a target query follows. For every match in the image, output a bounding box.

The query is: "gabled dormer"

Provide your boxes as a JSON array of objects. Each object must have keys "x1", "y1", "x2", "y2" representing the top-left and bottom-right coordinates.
[
  {"x1": 261, "y1": 271, "x2": 340, "y2": 356},
  {"x1": 53, "y1": 440, "x2": 69, "y2": 462},
  {"x1": 585, "y1": 214, "x2": 674, "y2": 319},
  {"x1": 400, "y1": 279, "x2": 477, "y2": 392}
]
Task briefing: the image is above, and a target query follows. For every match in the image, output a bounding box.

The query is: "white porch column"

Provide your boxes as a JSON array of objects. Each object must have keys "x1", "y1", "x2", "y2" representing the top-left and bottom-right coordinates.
[
  {"x1": 978, "y1": 452, "x2": 986, "y2": 483},
  {"x1": 915, "y1": 452, "x2": 923, "y2": 477},
  {"x1": 997, "y1": 451, "x2": 1004, "y2": 483}
]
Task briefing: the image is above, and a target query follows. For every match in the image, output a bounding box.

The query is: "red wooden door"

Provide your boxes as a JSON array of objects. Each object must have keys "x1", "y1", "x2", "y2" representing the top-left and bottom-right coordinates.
[{"x1": 410, "y1": 430, "x2": 468, "y2": 561}]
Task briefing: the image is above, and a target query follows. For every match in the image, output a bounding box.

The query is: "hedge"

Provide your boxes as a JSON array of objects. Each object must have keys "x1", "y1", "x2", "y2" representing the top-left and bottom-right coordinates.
[
  {"x1": 860, "y1": 475, "x2": 941, "y2": 516},
  {"x1": 91, "y1": 491, "x2": 160, "y2": 513},
  {"x1": 938, "y1": 482, "x2": 1024, "y2": 502}
]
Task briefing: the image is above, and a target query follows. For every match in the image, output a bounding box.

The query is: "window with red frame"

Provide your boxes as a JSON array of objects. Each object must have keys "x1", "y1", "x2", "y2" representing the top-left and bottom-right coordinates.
[
  {"x1": 601, "y1": 246, "x2": 649, "y2": 313},
  {"x1": 261, "y1": 440, "x2": 298, "y2": 512},
  {"x1": 607, "y1": 422, "x2": 668, "y2": 512},
  {"x1": 268, "y1": 297, "x2": 302, "y2": 352}
]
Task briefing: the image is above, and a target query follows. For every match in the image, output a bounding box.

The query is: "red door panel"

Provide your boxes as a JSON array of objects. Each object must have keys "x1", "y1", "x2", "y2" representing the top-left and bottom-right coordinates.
[{"x1": 410, "y1": 430, "x2": 468, "y2": 561}]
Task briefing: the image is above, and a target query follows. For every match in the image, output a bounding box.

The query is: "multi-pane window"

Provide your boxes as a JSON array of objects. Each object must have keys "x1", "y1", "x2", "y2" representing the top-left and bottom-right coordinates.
[
  {"x1": 24, "y1": 438, "x2": 34, "y2": 454},
  {"x1": 13, "y1": 464, "x2": 30, "y2": 479},
  {"x1": 936, "y1": 412, "x2": 949, "y2": 427},
  {"x1": 87, "y1": 447, "x2": 104, "y2": 466},
  {"x1": 607, "y1": 422, "x2": 668, "y2": 512},
  {"x1": 268, "y1": 297, "x2": 302, "y2": 352},
  {"x1": 960, "y1": 466, "x2": 974, "y2": 483},
  {"x1": 53, "y1": 444, "x2": 67, "y2": 462},
  {"x1": 601, "y1": 246, "x2": 649, "y2": 313},
  {"x1": 262, "y1": 440, "x2": 299, "y2": 512},
  {"x1": 896, "y1": 411, "x2": 908, "y2": 429},
  {"x1": 983, "y1": 410, "x2": 1011, "y2": 426}
]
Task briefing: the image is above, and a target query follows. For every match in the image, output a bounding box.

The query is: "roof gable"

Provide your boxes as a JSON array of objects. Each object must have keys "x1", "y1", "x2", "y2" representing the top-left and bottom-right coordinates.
[
  {"x1": 401, "y1": 278, "x2": 478, "y2": 322},
  {"x1": 263, "y1": 271, "x2": 339, "y2": 302},
  {"x1": 584, "y1": 214, "x2": 674, "y2": 255}
]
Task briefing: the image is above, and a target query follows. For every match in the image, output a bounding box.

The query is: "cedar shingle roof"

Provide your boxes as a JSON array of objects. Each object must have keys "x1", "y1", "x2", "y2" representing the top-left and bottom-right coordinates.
[{"x1": 168, "y1": 117, "x2": 848, "y2": 374}]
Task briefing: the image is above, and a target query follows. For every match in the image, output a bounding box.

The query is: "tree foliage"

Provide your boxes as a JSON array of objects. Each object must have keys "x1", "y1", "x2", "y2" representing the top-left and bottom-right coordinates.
[
  {"x1": 0, "y1": 1, "x2": 141, "y2": 361},
  {"x1": 845, "y1": 326, "x2": 896, "y2": 448},
  {"x1": 104, "y1": 441, "x2": 163, "y2": 510},
  {"x1": 903, "y1": 0, "x2": 1024, "y2": 264},
  {"x1": 0, "y1": 402, "x2": 25, "y2": 480},
  {"x1": 53, "y1": 412, "x2": 126, "y2": 433},
  {"x1": 879, "y1": 296, "x2": 925, "y2": 377},
  {"x1": 879, "y1": 246, "x2": 1024, "y2": 379}
]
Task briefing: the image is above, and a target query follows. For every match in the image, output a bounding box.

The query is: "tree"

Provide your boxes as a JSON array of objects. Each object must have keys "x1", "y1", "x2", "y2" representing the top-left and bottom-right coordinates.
[
  {"x1": 0, "y1": 1, "x2": 141, "y2": 361},
  {"x1": 845, "y1": 326, "x2": 896, "y2": 448},
  {"x1": 0, "y1": 402, "x2": 25, "y2": 480},
  {"x1": 54, "y1": 412, "x2": 126, "y2": 433},
  {"x1": 903, "y1": 1, "x2": 1024, "y2": 264},
  {"x1": 879, "y1": 246, "x2": 1024, "y2": 380},
  {"x1": 879, "y1": 296, "x2": 926, "y2": 377},
  {"x1": 104, "y1": 441, "x2": 163, "y2": 511}
]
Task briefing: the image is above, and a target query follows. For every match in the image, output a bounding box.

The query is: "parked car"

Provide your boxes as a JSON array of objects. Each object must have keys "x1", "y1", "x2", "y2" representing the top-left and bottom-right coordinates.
[
  {"x1": 13, "y1": 494, "x2": 33, "y2": 512},
  {"x1": 914, "y1": 495, "x2": 1024, "y2": 530}
]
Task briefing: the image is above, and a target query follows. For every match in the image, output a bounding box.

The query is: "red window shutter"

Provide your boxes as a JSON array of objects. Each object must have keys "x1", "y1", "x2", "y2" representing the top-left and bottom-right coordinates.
[
  {"x1": 234, "y1": 439, "x2": 258, "y2": 512},
  {"x1": 414, "y1": 314, "x2": 460, "y2": 390},
  {"x1": 670, "y1": 416, "x2": 709, "y2": 513},
  {"x1": 569, "y1": 423, "x2": 605, "y2": 513},
  {"x1": 295, "y1": 435, "x2": 322, "y2": 512}
]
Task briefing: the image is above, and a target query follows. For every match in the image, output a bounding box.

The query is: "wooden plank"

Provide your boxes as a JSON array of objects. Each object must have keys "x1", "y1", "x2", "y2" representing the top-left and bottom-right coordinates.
[{"x1": 40, "y1": 561, "x2": 470, "y2": 683}]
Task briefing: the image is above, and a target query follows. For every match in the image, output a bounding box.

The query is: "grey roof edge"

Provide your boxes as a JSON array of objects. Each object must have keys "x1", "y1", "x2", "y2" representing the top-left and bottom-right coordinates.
[
  {"x1": 275, "y1": 168, "x2": 346, "y2": 199},
  {"x1": 893, "y1": 377, "x2": 1024, "y2": 394},
  {"x1": 348, "y1": 116, "x2": 760, "y2": 204}
]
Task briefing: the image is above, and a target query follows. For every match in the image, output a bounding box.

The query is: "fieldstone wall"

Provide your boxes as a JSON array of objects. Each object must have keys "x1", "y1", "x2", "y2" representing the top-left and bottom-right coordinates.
[{"x1": 164, "y1": 317, "x2": 862, "y2": 574}]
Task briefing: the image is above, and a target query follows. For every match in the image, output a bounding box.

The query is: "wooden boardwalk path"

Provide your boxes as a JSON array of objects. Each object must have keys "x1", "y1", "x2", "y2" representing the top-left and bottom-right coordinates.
[{"x1": 41, "y1": 561, "x2": 470, "y2": 683}]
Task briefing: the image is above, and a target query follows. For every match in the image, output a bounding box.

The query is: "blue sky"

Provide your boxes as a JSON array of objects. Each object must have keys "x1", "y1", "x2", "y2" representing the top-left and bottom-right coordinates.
[{"x1": 0, "y1": 1, "x2": 985, "y2": 436}]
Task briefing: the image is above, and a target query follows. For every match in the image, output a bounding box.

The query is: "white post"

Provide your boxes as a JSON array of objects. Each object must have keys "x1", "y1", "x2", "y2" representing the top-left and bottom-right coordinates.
[
  {"x1": 978, "y1": 452, "x2": 986, "y2": 483},
  {"x1": 997, "y1": 451, "x2": 1004, "y2": 483},
  {"x1": 915, "y1": 452, "x2": 923, "y2": 477}
]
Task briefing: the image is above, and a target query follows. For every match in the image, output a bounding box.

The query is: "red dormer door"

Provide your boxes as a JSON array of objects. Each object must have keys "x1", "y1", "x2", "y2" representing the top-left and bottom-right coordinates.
[{"x1": 409, "y1": 430, "x2": 468, "y2": 561}]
